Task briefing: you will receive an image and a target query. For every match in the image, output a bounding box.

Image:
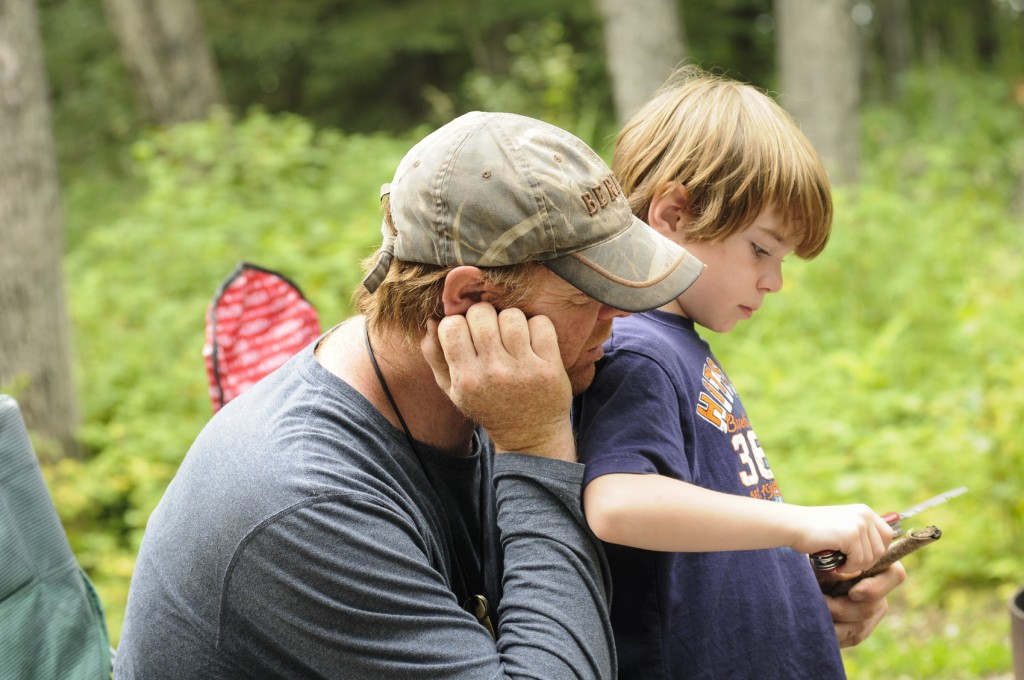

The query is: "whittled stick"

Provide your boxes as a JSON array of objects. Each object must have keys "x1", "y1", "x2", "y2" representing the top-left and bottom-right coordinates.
[{"x1": 821, "y1": 526, "x2": 942, "y2": 598}]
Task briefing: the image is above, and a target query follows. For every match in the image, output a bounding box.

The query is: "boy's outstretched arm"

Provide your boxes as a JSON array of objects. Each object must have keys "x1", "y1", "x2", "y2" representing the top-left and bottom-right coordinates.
[
  {"x1": 583, "y1": 473, "x2": 894, "y2": 575},
  {"x1": 822, "y1": 562, "x2": 907, "y2": 647}
]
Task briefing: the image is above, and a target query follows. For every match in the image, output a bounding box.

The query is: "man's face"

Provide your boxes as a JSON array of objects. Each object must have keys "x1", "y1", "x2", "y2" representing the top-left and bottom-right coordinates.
[{"x1": 517, "y1": 268, "x2": 629, "y2": 394}]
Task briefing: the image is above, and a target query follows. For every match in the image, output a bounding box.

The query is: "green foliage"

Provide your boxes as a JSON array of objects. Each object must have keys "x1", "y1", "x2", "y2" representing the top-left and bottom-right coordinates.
[
  {"x1": 39, "y1": 0, "x2": 140, "y2": 176},
  {"x1": 38, "y1": 0, "x2": 613, "y2": 179},
  {"x1": 458, "y1": 20, "x2": 609, "y2": 143},
  {"x1": 52, "y1": 109, "x2": 413, "y2": 641},
  {"x1": 199, "y1": 0, "x2": 610, "y2": 134},
  {"x1": 38, "y1": 0, "x2": 1024, "y2": 176},
  {"x1": 843, "y1": 588, "x2": 1016, "y2": 679},
  {"x1": 683, "y1": 0, "x2": 777, "y2": 87}
]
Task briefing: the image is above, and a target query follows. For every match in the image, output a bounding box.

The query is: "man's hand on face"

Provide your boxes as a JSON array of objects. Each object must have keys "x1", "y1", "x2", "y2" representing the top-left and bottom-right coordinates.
[{"x1": 421, "y1": 302, "x2": 576, "y2": 460}]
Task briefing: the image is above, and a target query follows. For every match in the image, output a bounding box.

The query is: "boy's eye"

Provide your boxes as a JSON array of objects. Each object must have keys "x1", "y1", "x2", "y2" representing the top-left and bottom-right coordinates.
[{"x1": 752, "y1": 243, "x2": 771, "y2": 257}]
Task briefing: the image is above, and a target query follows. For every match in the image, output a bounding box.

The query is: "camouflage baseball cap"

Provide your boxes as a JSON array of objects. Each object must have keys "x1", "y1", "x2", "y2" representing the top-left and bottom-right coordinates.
[{"x1": 361, "y1": 111, "x2": 704, "y2": 313}]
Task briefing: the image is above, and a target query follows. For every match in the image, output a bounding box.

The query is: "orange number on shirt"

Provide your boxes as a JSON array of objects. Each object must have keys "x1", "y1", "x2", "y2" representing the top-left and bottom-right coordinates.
[
  {"x1": 732, "y1": 433, "x2": 759, "y2": 487},
  {"x1": 747, "y1": 430, "x2": 774, "y2": 480},
  {"x1": 732, "y1": 429, "x2": 773, "y2": 486}
]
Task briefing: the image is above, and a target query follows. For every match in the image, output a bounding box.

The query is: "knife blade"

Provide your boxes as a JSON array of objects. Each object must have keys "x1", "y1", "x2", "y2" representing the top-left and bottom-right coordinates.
[{"x1": 882, "y1": 486, "x2": 968, "y2": 535}]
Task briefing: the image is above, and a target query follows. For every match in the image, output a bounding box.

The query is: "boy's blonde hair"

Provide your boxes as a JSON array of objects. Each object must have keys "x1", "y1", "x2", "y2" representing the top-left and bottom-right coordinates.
[{"x1": 613, "y1": 66, "x2": 832, "y2": 259}]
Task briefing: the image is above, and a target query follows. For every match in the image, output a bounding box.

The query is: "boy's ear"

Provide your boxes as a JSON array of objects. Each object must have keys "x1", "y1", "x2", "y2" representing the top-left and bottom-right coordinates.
[
  {"x1": 646, "y1": 183, "x2": 692, "y2": 240},
  {"x1": 441, "y1": 266, "x2": 502, "y2": 315}
]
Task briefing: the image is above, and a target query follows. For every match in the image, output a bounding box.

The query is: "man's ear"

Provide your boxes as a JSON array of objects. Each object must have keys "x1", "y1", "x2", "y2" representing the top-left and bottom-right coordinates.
[
  {"x1": 646, "y1": 183, "x2": 692, "y2": 241},
  {"x1": 441, "y1": 266, "x2": 502, "y2": 315}
]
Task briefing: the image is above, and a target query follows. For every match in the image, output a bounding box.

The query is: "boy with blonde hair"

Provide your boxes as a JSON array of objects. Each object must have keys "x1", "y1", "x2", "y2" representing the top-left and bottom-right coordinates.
[{"x1": 574, "y1": 67, "x2": 900, "y2": 679}]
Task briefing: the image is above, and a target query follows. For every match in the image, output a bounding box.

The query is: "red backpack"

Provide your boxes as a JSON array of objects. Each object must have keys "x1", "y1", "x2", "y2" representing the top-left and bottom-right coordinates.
[{"x1": 203, "y1": 262, "x2": 321, "y2": 412}]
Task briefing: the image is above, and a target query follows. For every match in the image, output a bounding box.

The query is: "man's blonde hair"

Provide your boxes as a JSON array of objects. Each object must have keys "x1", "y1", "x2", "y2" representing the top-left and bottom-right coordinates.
[
  {"x1": 353, "y1": 196, "x2": 543, "y2": 342},
  {"x1": 613, "y1": 66, "x2": 832, "y2": 259}
]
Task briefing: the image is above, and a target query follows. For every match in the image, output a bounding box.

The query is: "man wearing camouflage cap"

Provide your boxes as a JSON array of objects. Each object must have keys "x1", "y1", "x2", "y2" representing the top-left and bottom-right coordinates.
[{"x1": 116, "y1": 111, "x2": 704, "y2": 679}]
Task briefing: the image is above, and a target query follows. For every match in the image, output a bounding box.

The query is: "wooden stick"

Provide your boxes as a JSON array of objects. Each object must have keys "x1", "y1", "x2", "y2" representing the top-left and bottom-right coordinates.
[{"x1": 821, "y1": 526, "x2": 942, "y2": 598}]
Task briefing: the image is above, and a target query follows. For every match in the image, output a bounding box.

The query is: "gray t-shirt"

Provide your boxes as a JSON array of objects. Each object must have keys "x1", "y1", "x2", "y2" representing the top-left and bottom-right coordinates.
[{"x1": 115, "y1": 337, "x2": 615, "y2": 679}]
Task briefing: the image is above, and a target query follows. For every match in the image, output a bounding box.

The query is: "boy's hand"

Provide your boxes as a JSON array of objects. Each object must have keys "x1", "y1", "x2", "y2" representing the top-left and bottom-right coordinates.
[
  {"x1": 821, "y1": 561, "x2": 907, "y2": 647},
  {"x1": 421, "y1": 302, "x2": 575, "y2": 460},
  {"x1": 789, "y1": 504, "x2": 894, "y2": 575}
]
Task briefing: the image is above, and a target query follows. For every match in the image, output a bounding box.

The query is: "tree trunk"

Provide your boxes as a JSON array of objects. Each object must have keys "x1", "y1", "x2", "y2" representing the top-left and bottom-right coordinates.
[
  {"x1": 877, "y1": 0, "x2": 913, "y2": 100},
  {"x1": 594, "y1": 0, "x2": 686, "y2": 124},
  {"x1": 776, "y1": 0, "x2": 861, "y2": 185},
  {"x1": 0, "y1": 0, "x2": 79, "y2": 457},
  {"x1": 970, "y1": 0, "x2": 997, "y2": 66},
  {"x1": 101, "y1": 0, "x2": 225, "y2": 124}
]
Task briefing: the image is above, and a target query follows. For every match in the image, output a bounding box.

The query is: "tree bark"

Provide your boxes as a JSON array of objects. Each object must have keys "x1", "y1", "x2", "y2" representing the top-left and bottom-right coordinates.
[
  {"x1": 877, "y1": 0, "x2": 913, "y2": 100},
  {"x1": 594, "y1": 0, "x2": 686, "y2": 124},
  {"x1": 776, "y1": 0, "x2": 861, "y2": 185},
  {"x1": 0, "y1": 0, "x2": 79, "y2": 456},
  {"x1": 101, "y1": 0, "x2": 225, "y2": 124}
]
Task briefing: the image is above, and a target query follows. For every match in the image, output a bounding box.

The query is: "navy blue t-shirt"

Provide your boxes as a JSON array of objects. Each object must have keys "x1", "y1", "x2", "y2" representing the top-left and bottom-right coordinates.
[{"x1": 574, "y1": 310, "x2": 846, "y2": 680}]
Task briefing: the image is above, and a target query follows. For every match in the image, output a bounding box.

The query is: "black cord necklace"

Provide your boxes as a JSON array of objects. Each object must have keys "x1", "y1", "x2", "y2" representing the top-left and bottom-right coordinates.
[{"x1": 362, "y1": 321, "x2": 495, "y2": 639}]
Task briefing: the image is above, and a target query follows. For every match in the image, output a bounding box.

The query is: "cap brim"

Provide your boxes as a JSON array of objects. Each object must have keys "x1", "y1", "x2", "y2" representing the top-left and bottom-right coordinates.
[{"x1": 544, "y1": 215, "x2": 705, "y2": 313}]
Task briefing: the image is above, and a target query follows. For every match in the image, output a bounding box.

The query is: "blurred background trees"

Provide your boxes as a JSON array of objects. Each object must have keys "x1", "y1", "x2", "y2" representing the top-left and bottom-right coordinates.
[
  {"x1": 29, "y1": 0, "x2": 1024, "y2": 180},
  {"x1": 776, "y1": 0, "x2": 862, "y2": 184},
  {"x1": 594, "y1": 0, "x2": 686, "y2": 121},
  {"x1": 1, "y1": 0, "x2": 1022, "y2": 677},
  {"x1": 100, "y1": 0, "x2": 224, "y2": 124},
  {"x1": 0, "y1": 0, "x2": 78, "y2": 457},
  {"x1": 35, "y1": 0, "x2": 1024, "y2": 184}
]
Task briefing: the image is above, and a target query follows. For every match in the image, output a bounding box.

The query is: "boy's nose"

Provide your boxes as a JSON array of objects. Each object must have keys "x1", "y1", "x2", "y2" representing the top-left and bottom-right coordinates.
[{"x1": 759, "y1": 266, "x2": 784, "y2": 293}]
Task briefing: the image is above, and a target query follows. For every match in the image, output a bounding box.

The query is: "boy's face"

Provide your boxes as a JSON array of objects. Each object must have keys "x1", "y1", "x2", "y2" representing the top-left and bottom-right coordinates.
[{"x1": 672, "y1": 207, "x2": 795, "y2": 333}]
